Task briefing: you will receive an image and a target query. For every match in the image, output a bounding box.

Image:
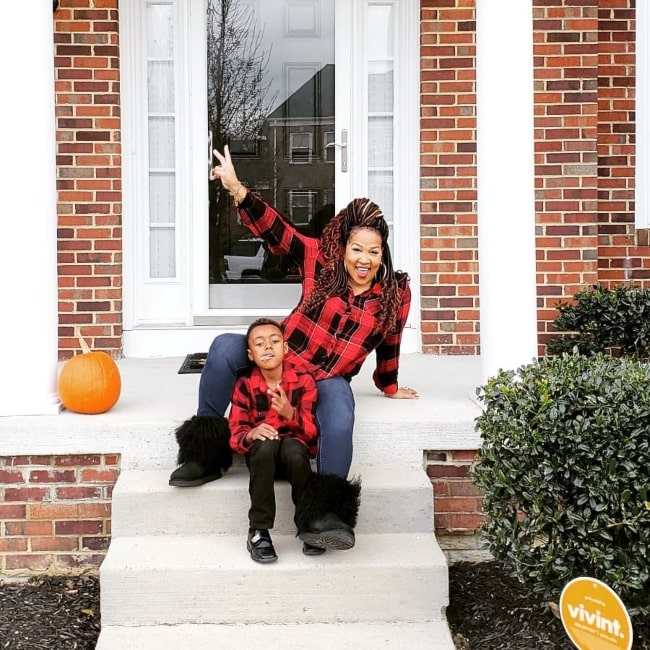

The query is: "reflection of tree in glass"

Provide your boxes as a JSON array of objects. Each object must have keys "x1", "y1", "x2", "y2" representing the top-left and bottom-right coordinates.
[
  {"x1": 207, "y1": 0, "x2": 276, "y2": 142},
  {"x1": 206, "y1": 0, "x2": 277, "y2": 283}
]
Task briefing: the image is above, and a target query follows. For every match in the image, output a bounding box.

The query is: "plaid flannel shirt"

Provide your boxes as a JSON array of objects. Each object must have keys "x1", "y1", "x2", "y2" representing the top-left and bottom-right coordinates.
[
  {"x1": 238, "y1": 192, "x2": 411, "y2": 395},
  {"x1": 228, "y1": 360, "x2": 318, "y2": 457}
]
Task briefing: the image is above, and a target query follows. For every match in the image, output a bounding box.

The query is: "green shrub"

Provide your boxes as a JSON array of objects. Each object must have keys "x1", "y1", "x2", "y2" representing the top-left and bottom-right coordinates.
[
  {"x1": 472, "y1": 353, "x2": 650, "y2": 619},
  {"x1": 547, "y1": 284, "x2": 650, "y2": 359}
]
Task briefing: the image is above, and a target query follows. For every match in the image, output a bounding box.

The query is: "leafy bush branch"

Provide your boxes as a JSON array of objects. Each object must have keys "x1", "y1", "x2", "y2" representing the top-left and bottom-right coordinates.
[
  {"x1": 472, "y1": 353, "x2": 650, "y2": 619},
  {"x1": 547, "y1": 284, "x2": 650, "y2": 359}
]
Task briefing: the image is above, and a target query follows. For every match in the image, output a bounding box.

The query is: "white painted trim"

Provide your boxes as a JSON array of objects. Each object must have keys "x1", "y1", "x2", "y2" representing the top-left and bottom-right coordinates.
[
  {"x1": 636, "y1": 3, "x2": 649, "y2": 228},
  {"x1": 189, "y1": 2, "x2": 211, "y2": 316},
  {"x1": 393, "y1": 0, "x2": 422, "y2": 351}
]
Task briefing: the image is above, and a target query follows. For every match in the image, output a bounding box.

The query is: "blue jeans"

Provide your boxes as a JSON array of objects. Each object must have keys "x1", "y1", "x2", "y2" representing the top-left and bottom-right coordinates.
[{"x1": 197, "y1": 333, "x2": 355, "y2": 478}]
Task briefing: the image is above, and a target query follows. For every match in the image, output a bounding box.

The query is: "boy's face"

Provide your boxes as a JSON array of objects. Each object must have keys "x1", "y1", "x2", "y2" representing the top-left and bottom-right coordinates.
[{"x1": 247, "y1": 323, "x2": 287, "y2": 371}]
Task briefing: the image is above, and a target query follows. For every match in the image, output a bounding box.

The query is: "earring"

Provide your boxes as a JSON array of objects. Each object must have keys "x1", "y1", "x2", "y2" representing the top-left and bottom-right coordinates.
[{"x1": 376, "y1": 262, "x2": 387, "y2": 282}]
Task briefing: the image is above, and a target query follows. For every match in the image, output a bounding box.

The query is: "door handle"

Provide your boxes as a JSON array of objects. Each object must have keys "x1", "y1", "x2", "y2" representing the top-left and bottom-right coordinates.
[{"x1": 325, "y1": 129, "x2": 348, "y2": 172}]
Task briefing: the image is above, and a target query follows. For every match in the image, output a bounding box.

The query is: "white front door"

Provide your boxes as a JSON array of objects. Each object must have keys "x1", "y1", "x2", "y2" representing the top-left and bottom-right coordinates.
[{"x1": 121, "y1": 0, "x2": 420, "y2": 356}]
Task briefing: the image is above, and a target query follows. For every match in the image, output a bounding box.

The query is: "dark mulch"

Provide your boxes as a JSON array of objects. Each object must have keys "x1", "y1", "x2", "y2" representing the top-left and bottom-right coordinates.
[
  {"x1": 448, "y1": 561, "x2": 650, "y2": 650},
  {"x1": 1, "y1": 564, "x2": 648, "y2": 649},
  {"x1": 0, "y1": 576, "x2": 100, "y2": 649}
]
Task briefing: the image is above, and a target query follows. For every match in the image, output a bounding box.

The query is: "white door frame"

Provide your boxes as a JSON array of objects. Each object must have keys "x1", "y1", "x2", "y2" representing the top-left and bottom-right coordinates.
[{"x1": 121, "y1": 0, "x2": 421, "y2": 356}]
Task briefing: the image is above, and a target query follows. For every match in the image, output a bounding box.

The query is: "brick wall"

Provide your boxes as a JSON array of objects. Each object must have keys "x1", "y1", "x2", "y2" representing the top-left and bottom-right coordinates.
[
  {"x1": 597, "y1": 2, "x2": 650, "y2": 281},
  {"x1": 420, "y1": 0, "x2": 643, "y2": 355},
  {"x1": 0, "y1": 455, "x2": 119, "y2": 576},
  {"x1": 50, "y1": 1, "x2": 644, "y2": 359},
  {"x1": 54, "y1": 0, "x2": 123, "y2": 360},
  {"x1": 426, "y1": 450, "x2": 485, "y2": 537},
  {"x1": 533, "y1": 2, "x2": 600, "y2": 350},
  {"x1": 420, "y1": 2, "x2": 480, "y2": 355}
]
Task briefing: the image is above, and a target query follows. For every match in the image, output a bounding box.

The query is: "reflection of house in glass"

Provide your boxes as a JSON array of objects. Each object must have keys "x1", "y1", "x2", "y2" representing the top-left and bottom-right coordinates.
[
  {"x1": 210, "y1": 64, "x2": 336, "y2": 285},
  {"x1": 232, "y1": 63, "x2": 335, "y2": 238}
]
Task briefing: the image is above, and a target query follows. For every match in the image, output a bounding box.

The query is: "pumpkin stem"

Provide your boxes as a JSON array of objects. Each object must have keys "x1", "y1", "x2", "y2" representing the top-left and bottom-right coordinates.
[{"x1": 74, "y1": 325, "x2": 92, "y2": 354}]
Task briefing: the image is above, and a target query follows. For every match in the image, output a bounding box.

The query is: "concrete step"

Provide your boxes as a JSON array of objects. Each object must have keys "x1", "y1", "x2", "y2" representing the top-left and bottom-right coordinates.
[
  {"x1": 96, "y1": 621, "x2": 456, "y2": 649},
  {"x1": 111, "y1": 465, "x2": 434, "y2": 537},
  {"x1": 100, "y1": 532, "x2": 448, "y2": 627}
]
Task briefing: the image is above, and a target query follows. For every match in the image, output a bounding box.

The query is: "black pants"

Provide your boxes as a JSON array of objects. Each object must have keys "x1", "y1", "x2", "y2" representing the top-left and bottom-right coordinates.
[{"x1": 247, "y1": 437, "x2": 312, "y2": 530}]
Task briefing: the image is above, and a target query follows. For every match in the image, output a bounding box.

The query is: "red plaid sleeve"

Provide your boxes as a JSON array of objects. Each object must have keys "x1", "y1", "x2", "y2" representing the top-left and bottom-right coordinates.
[
  {"x1": 228, "y1": 375, "x2": 258, "y2": 455},
  {"x1": 237, "y1": 192, "x2": 319, "y2": 265}
]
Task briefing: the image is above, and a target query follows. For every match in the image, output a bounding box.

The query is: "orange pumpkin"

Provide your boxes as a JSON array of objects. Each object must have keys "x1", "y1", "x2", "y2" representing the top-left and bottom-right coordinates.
[{"x1": 57, "y1": 327, "x2": 121, "y2": 414}]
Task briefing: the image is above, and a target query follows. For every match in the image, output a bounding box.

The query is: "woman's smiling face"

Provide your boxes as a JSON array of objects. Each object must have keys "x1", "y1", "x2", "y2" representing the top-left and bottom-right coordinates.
[{"x1": 344, "y1": 227, "x2": 383, "y2": 294}]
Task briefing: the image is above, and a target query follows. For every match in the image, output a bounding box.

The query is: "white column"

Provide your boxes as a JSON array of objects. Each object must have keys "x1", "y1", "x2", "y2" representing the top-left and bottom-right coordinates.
[
  {"x1": 0, "y1": 1, "x2": 61, "y2": 415},
  {"x1": 476, "y1": 0, "x2": 538, "y2": 382}
]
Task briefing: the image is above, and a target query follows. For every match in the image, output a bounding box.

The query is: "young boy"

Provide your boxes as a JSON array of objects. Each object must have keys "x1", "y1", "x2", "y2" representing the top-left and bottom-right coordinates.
[{"x1": 229, "y1": 317, "x2": 322, "y2": 563}]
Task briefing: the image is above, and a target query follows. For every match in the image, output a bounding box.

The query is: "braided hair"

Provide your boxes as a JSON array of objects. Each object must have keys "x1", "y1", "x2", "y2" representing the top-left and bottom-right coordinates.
[{"x1": 300, "y1": 198, "x2": 407, "y2": 337}]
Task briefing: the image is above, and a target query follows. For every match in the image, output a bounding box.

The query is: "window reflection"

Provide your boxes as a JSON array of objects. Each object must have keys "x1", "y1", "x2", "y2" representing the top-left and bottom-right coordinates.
[{"x1": 206, "y1": 0, "x2": 335, "y2": 287}]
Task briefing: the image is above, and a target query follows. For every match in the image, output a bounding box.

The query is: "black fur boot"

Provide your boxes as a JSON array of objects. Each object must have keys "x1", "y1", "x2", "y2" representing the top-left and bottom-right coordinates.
[
  {"x1": 169, "y1": 415, "x2": 233, "y2": 487},
  {"x1": 295, "y1": 473, "x2": 362, "y2": 550}
]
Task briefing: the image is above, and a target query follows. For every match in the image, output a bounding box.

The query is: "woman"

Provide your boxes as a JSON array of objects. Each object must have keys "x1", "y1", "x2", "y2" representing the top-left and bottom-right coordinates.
[{"x1": 170, "y1": 145, "x2": 418, "y2": 550}]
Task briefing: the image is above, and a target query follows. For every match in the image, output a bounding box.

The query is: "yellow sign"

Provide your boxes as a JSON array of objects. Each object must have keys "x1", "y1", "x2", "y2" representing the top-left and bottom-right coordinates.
[{"x1": 559, "y1": 577, "x2": 633, "y2": 650}]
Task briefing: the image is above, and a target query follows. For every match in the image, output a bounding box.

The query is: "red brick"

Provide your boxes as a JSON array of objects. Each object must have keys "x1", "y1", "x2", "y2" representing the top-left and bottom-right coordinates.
[
  {"x1": 80, "y1": 468, "x2": 119, "y2": 483},
  {"x1": 5, "y1": 521, "x2": 53, "y2": 536},
  {"x1": 82, "y1": 536, "x2": 111, "y2": 551},
  {"x1": 56, "y1": 486, "x2": 103, "y2": 500},
  {"x1": 434, "y1": 512, "x2": 485, "y2": 533},
  {"x1": 55, "y1": 521, "x2": 103, "y2": 536},
  {"x1": 0, "y1": 470, "x2": 25, "y2": 484},
  {"x1": 450, "y1": 450, "x2": 477, "y2": 462},
  {"x1": 78, "y1": 503, "x2": 111, "y2": 518},
  {"x1": 29, "y1": 503, "x2": 78, "y2": 520},
  {"x1": 31, "y1": 537, "x2": 80, "y2": 552},
  {"x1": 447, "y1": 480, "x2": 484, "y2": 497},
  {"x1": 434, "y1": 496, "x2": 481, "y2": 513},
  {"x1": 426, "y1": 464, "x2": 470, "y2": 479},
  {"x1": 56, "y1": 554, "x2": 104, "y2": 570},
  {"x1": 29, "y1": 470, "x2": 77, "y2": 483},
  {"x1": 0, "y1": 538, "x2": 28, "y2": 552},
  {"x1": 5, "y1": 554, "x2": 52, "y2": 571},
  {"x1": 5, "y1": 456, "x2": 52, "y2": 467},
  {"x1": 54, "y1": 455, "x2": 102, "y2": 468},
  {"x1": 4, "y1": 487, "x2": 50, "y2": 502},
  {"x1": 0, "y1": 504, "x2": 27, "y2": 519}
]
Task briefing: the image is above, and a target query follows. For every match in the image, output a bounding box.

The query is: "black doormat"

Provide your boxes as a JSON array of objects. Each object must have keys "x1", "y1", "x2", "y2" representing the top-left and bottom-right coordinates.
[{"x1": 178, "y1": 352, "x2": 208, "y2": 374}]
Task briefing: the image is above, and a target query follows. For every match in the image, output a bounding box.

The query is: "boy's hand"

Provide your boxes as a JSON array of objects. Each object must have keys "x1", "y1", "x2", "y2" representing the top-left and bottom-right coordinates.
[
  {"x1": 268, "y1": 385, "x2": 294, "y2": 420},
  {"x1": 246, "y1": 423, "x2": 279, "y2": 443}
]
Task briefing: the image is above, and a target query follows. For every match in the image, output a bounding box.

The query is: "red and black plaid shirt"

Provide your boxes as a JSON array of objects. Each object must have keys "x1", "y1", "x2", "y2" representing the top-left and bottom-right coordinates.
[
  {"x1": 238, "y1": 193, "x2": 411, "y2": 395},
  {"x1": 228, "y1": 359, "x2": 318, "y2": 456}
]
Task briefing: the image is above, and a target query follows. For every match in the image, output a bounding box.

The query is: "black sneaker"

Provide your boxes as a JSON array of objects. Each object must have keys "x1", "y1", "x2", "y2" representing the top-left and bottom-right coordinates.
[{"x1": 247, "y1": 528, "x2": 278, "y2": 563}]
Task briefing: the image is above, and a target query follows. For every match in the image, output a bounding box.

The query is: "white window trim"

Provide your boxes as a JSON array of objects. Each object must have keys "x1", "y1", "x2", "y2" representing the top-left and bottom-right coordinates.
[
  {"x1": 636, "y1": 3, "x2": 649, "y2": 228},
  {"x1": 346, "y1": 0, "x2": 421, "y2": 350},
  {"x1": 289, "y1": 131, "x2": 314, "y2": 163}
]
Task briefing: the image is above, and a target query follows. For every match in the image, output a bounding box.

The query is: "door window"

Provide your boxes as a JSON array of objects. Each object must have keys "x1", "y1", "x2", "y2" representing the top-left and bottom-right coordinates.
[{"x1": 206, "y1": 0, "x2": 335, "y2": 307}]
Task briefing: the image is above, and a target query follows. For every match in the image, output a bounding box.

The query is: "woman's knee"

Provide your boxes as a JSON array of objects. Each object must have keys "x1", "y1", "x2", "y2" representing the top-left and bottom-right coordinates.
[
  {"x1": 205, "y1": 333, "x2": 247, "y2": 370},
  {"x1": 316, "y1": 377, "x2": 355, "y2": 433}
]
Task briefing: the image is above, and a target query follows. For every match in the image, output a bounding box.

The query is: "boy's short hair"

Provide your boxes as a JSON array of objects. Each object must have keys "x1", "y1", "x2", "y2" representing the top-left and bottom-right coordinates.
[{"x1": 246, "y1": 317, "x2": 283, "y2": 345}]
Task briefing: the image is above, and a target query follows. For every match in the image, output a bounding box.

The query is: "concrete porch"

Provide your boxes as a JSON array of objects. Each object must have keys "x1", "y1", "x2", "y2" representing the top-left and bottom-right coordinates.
[
  {"x1": 1, "y1": 354, "x2": 484, "y2": 649},
  {"x1": 0, "y1": 353, "x2": 483, "y2": 469}
]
